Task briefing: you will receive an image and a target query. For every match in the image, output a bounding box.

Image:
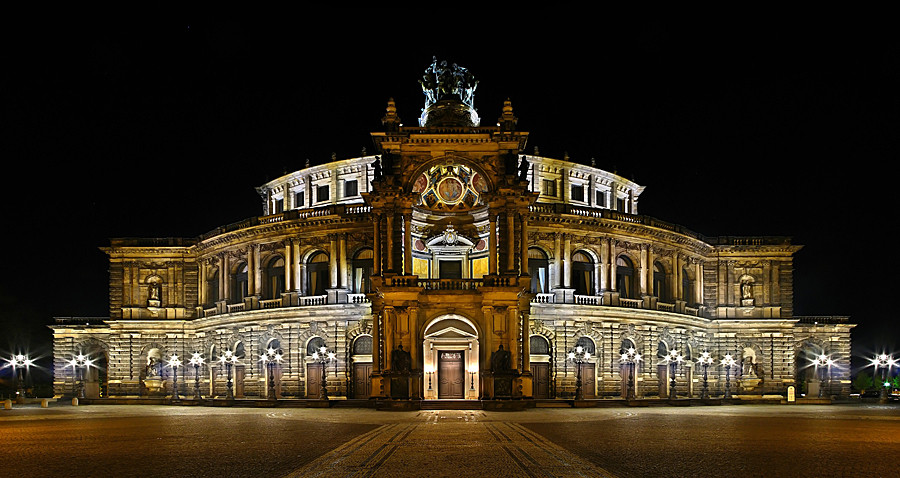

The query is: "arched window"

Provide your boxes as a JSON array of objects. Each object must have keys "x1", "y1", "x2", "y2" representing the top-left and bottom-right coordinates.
[
  {"x1": 352, "y1": 249, "x2": 374, "y2": 294},
  {"x1": 306, "y1": 252, "x2": 329, "y2": 296},
  {"x1": 616, "y1": 256, "x2": 635, "y2": 299},
  {"x1": 528, "y1": 248, "x2": 549, "y2": 293},
  {"x1": 571, "y1": 251, "x2": 594, "y2": 296},
  {"x1": 653, "y1": 262, "x2": 668, "y2": 302},
  {"x1": 231, "y1": 262, "x2": 248, "y2": 303},
  {"x1": 575, "y1": 336, "x2": 595, "y2": 355},
  {"x1": 656, "y1": 341, "x2": 669, "y2": 363},
  {"x1": 207, "y1": 268, "x2": 219, "y2": 305},
  {"x1": 530, "y1": 335, "x2": 550, "y2": 355},
  {"x1": 353, "y1": 335, "x2": 373, "y2": 355},
  {"x1": 682, "y1": 266, "x2": 692, "y2": 304},
  {"x1": 265, "y1": 256, "x2": 285, "y2": 300},
  {"x1": 307, "y1": 337, "x2": 326, "y2": 356}
]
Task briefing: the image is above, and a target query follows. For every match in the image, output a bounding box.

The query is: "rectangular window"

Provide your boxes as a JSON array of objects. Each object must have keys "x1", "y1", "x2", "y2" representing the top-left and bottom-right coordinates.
[
  {"x1": 344, "y1": 180, "x2": 358, "y2": 197},
  {"x1": 617, "y1": 198, "x2": 626, "y2": 212},
  {"x1": 317, "y1": 185, "x2": 330, "y2": 202},
  {"x1": 274, "y1": 199, "x2": 284, "y2": 214},
  {"x1": 596, "y1": 190, "x2": 605, "y2": 207},
  {"x1": 295, "y1": 191, "x2": 304, "y2": 208},
  {"x1": 542, "y1": 179, "x2": 557, "y2": 197},
  {"x1": 571, "y1": 185, "x2": 584, "y2": 202}
]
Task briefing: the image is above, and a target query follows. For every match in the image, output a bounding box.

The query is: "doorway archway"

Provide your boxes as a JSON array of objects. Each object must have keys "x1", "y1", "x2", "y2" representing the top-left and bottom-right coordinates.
[{"x1": 422, "y1": 314, "x2": 480, "y2": 400}]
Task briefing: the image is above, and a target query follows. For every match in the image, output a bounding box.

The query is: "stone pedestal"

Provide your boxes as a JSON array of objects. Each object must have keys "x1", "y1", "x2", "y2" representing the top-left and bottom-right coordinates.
[
  {"x1": 143, "y1": 378, "x2": 166, "y2": 397},
  {"x1": 492, "y1": 372, "x2": 518, "y2": 399}
]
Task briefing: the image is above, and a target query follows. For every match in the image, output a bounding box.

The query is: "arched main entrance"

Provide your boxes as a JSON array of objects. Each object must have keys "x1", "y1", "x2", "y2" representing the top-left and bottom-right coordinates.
[{"x1": 423, "y1": 315, "x2": 480, "y2": 400}]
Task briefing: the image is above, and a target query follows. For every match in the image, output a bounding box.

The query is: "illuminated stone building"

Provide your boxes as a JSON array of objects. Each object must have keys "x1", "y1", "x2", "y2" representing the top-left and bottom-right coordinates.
[{"x1": 51, "y1": 61, "x2": 853, "y2": 403}]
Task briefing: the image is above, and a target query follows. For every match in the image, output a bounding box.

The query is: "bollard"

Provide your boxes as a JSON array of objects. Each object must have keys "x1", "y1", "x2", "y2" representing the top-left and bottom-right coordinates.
[
  {"x1": 72, "y1": 397, "x2": 79, "y2": 406},
  {"x1": 41, "y1": 399, "x2": 49, "y2": 408},
  {"x1": 3, "y1": 399, "x2": 11, "y2": 410}
]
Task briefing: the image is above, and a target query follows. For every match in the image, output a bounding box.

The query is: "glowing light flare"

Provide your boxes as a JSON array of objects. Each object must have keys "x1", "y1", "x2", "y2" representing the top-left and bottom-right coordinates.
[
  {"x1": 666, "y1": 349, "x2": 684, "y2": 364},
  {"x1": 218, "y1": 350, "x2": 239, "y2": 365},
  {"x1": 697, "y1": 351, "x2": 714, "y2": 366},
  {"x1": 721, "y1": 354, "x2": 737, "y2": 368},
  {"x1": 189, "y1": 352, "x2": 205, "y2": 367},
  {"x1": 168, "y1": 354, "x2": 182, "y2": 368}
]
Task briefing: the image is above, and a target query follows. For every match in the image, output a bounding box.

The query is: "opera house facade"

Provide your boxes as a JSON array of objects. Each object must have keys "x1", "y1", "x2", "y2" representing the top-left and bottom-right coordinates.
[{"x1": 51, "y1": 61, "x2": 853, "y2": 404}]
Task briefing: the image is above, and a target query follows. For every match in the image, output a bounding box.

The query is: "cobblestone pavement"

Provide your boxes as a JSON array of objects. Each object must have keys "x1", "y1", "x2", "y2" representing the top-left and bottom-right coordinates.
[
  {"x1": 285, "y1": 411, "x2": 615, "y2": 477},
  {"x1": 2, "y1": 403, "x2": 898, "y2": 477}
]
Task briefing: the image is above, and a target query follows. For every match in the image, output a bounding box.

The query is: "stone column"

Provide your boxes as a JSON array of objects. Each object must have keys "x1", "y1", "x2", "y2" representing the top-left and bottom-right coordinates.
[
  {"x1": 520, "y1": 211, "x2": 529, "y2": 275},
  {"x1": 600, "y1": 239, "x2": 610, "y2": 291},
  {"x1": 610, "y1": 242, "x2": 619, "y2": 292},
  {"x1": 292, "y1": 241, "x2": 301, "y2": 292},
  {"x1": 639, "y1": 244, "x2": 648, "y2": 296},
  {"x1": 373, "y1": 213, "x2": 382, "y2": 275},
  {"x1": 284, "y1": 241, "x2": 293, "y2": 291},
  {"x1": 506, "y1": 209, "x2": 516, "y2": 272},
  {"x1": 403, "y1": 213, "x2": 412, "y2": 276},
  {"x1": 298, "y1": 263, "x2": 307, "y2": 296},
  {"x1": 562, "y1": 235, "x2": 571, "y2": 288},
  {"x1": 221, "y1": 253, "x2": 229, "y2": 302},
  {"x1": 672, "y1": 253, "x2": 680, "y2": 300},
  {"x1": 695, "y1": 260, "x2": 704, "y2": 305},
  {"x1": 329, "y1": 235, "x2": 339, "y2": 288},
  {"x1": 488, "y1": 212, "x2": 498, "y2": 275},
  {"x1": 199, "y1": 260, "x2": 207, "y2": 305},
  {"x1": 338, "y1": 234, "x2": 347, "y2": 288},
  {"x1": 385, "y1": 212, "x2": 395, "y2": 273},
  {"x1": 553, "y1": 233, "x2": 562, "y2": 288},
  {"x1": 763, "y1": 260, "x2": 771, "y2": 305},
  {"x1": 726, "y1": 261, "x2": 734, "y2": 305}
]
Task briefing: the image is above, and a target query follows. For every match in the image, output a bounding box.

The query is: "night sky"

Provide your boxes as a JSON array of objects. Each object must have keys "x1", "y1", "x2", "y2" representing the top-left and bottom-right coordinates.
[{"x1": 2, "y1": 15, "x2": 897, "y2": 383}]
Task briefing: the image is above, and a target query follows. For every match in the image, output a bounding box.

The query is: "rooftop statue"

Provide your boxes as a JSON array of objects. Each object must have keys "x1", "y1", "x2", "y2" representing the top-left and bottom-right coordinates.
[
  {"x1": 420, "y1": 57, "x2": 479, "y2": 110},
  {"x1": 419, "y1": 58, "x2": 481, "y2": 127}
]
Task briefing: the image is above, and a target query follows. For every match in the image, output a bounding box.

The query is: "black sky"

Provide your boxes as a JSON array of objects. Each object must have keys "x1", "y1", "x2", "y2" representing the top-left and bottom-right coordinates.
[{"x1": 2, "y1": 14, "x2": 898, "y2": 377}]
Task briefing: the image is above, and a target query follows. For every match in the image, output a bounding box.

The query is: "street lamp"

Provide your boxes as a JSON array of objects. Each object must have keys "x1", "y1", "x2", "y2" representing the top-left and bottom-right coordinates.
[
  {"x1": 813, "y1": 354, "x2": 830, "y2": 398},
  {"x1": 425, "y1": 366, "x2": 435, "y2": 392},
  {"x1": 9, "y1": 354, "x2": 33, "y2": 403},
  {"x1": 872, "y1": 353, "x2": 895, "y2": 403},
  {"x1": 721, "y1": 354, "x2": 737, "y2": 399},
  {"x1": 568, "y1": 345, "x2": 591, "y2": 401},
  {"x1": 697, "y1": 351, "x2": 714, "y2": 400},
  {"x1": 311, "y1": 345, "x2": 336, "y2": 400},
  {"x1": 619, "y1": 347, "x2": 642, "y2": 400},
  {"x1": 665, "y1": 349, "x2": 683, "y2": 400},
  {"x1": 468, "y1": 364, "x2": 478, "y2": 391},
  {"x1": 260, "y1": 347, "x2": 283, "y2": 400},
  {"x1": 168, "y1": 353, "x2": 182, "y2": 400},
  {"x1": 68, "y1": 353, "x2": 92, "y2": 399},
  {"x1": 217, "y1": 350, "x2": 240, "y2": 400},
  {"x1": 188, "y1": 352, "x2": 205, "y2": 400}
]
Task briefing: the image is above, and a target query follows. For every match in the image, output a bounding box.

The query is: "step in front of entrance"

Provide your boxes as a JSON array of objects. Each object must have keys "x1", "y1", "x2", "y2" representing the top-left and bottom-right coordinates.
[{"x1": 422, "y1": 400, "x2": 483, "y2": 410}]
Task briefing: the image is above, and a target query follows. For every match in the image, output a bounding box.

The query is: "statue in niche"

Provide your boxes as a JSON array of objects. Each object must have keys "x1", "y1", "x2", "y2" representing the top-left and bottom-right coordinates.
[
  {"x1": 741, "y1": 280, "x2": 753, "y2": 300},
  {"x1": 391, "y1": 345, "x2": 411, "y2": 374},
  {"x1": 146, "y1": 356, "x2": 162, "y2": 379},
  {"x1": 490, "y1": 345, "x2": 512, "y2": 373},
  {"x1": 148, "y1": 281, "x2": 161, "y2": 307},
  {"x1": 149, "y1": 283, "x2": 160, "y2": 300}
]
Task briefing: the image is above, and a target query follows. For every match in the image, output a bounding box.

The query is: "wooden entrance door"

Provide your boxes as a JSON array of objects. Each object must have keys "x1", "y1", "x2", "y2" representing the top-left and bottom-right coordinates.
[
  {"x1": 531, "y1": 362, "x2": 550, "y2": 399},
  {"x1": 307, "y1": 363, "x2": 322, "y2": 398},
  {"x1": 579, "y1": 363, "x2": 595, "y2": 399},
  {"x1": 438, "y1": 350, "x2": 464, "y2": 399},
  {"x1": 353, "y1": 362, "x2": 372, "y2": 399},
  {"x1": 235, "y1": 367, "x2": 245, "y2": 398}
]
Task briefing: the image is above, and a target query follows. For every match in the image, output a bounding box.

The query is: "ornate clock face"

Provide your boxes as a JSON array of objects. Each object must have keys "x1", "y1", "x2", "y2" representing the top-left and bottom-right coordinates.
[{"x1": 414, "y1": 164, "x2": 487, "y2": 210}]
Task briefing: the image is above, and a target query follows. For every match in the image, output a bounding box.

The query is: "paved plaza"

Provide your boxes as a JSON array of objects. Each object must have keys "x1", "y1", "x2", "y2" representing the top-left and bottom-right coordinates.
[{"x1": 2, "y1": 403, "x2": 898, "y2": 477}]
